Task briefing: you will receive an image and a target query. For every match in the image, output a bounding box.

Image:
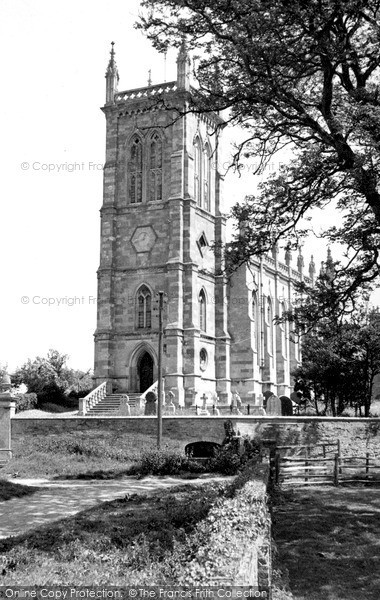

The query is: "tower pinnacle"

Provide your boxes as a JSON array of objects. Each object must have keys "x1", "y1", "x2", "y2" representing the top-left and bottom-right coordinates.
[
  {"x1": 176, "y1": 37, "x2": 191, "y2": 90},
  {"x1": 105, "y1": 41, "x2": 119, "y2": 104}
]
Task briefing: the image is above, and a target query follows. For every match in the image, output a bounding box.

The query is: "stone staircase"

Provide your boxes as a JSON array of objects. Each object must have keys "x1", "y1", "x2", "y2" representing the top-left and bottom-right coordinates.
[{"x1": 86, "y1": 393, "x2": 143, "y2": 416}]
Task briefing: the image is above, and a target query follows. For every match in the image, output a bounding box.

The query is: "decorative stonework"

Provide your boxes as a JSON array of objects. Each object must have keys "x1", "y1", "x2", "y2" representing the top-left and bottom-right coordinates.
[{"x1": 131, "y1": 226, "x2": 157, "y2": 253}]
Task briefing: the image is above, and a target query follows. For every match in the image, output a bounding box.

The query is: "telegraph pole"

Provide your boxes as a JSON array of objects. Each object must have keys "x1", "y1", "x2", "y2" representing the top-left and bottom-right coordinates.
[{"x1": 157, "y1": 291, "x2": 165, "y2": 449}]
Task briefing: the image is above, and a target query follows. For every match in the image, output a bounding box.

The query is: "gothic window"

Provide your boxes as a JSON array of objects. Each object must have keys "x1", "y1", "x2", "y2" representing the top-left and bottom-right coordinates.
[
  {"x1": 137, "y1": 285, "x2": 152, "y2": 329},
  {"x1": 129, "y1": 136, "x2": 142, "y2": 203},
  {"x1": 279, "y1": 302, "x2": 287, "y2": 358},
  {"x1": 149, "y1": 133, "x2": 163, "y2": 202},
  {"x1": 266, "y1": 297, "x2": 273, "y2": 355},
  {"x1": 203, "y1": 142, "x2": 211, "y2": 211},
  {"x1": 199, "y1": 289, "x2": 207, "y2": 332},
  {"x1": 194, "y1": 136, "x2": 202, "y2": 207},
  {"x1": 251, "y1": 292, "x2": 258, "y2": 350}
]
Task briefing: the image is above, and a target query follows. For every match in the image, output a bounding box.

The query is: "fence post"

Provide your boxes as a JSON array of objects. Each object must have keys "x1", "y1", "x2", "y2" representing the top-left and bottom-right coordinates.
[
  {"x1": 274, "y1": 452, "x2": 280, "y2": 485},
  {"x1": 337, "y1": 439, "x2": 342, "y2": 474},
  {"x1": 333, "y1": 453, "x2": 339, "y2": 486},
  {"x1": 305, "y1": 446, "x2": 309, "y2": 483},
  {"x1": 247, "y1": 404, "x2": 250, "y2": 415},
  {"x1": 366, "y1": 452, "x2": 370, "y2": 480}
]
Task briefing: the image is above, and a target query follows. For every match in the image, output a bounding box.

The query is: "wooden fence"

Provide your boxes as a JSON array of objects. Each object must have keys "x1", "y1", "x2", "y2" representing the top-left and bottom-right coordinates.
[{"x1": 274, "y1": 443, "x2": 380, "y2": 486}]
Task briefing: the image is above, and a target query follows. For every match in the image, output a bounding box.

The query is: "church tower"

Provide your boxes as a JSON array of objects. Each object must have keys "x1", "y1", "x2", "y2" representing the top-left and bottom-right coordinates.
[{"x1": 94, "y1": 43, "x2": 230, "y2": 406}]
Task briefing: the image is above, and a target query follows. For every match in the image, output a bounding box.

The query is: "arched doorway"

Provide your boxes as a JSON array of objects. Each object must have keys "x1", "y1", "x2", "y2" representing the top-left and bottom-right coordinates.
[{"x1": 138, "y1": 352, "x2": 154, "y2": 393}]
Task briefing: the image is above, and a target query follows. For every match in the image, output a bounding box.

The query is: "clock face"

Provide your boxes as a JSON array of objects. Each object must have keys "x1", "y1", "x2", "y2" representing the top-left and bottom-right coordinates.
[{"x1": 131, "y1": 226, "x2": 157, "y2": 253}]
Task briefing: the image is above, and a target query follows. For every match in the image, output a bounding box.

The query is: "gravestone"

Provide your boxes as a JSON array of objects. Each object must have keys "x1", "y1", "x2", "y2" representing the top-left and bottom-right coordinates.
[
  {"x1": 263, "y1": 390, "x2": 274, "y2": 411},
  {"x1": 266, "y1": 394, "x2": 282, "y2": 416},
  {"x1": 280, "y1": 395, "x2": 293, "y2": 416},
  {"x1": 0, "y1": 373, "x2": 16, "y2": 453},
  {"x1": 119, "y1": 394, "x2": 131, "y2": 416},
  {"x1": 198, "y1": 393, "x2": 210, "y2": 416},
  {"x1": 144, "y1": 391, "x2": 157, "y2": 415},
  {"x1": 164, "y1": 391, "x2": 176, "y2": 415}
]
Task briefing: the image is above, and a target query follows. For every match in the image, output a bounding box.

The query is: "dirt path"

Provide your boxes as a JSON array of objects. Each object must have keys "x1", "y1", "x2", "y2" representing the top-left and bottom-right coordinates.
[
  {"x1": 0, "y1": 475, "x2": 228, "y2": 539},
  {"x1": 273, "y1": 485, "x2": 380, "y2": 600}
]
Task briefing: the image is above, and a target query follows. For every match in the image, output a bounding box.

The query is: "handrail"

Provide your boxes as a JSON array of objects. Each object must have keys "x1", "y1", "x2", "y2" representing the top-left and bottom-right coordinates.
[{"x1": 79, "y1": 381, "x2": 109, "y2": 416}]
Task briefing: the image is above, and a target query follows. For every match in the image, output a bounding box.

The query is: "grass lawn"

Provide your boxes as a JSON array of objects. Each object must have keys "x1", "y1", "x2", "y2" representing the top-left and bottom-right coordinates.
[
  {"x1": 2, "y1": 431, "x2": 183, "y2": 479},
  {"x1": 0, "y1": 481, "x2": 225, "y2": 585},
  {"x1": 273, "y1": 485, "x2": 380, "y2": 600}
]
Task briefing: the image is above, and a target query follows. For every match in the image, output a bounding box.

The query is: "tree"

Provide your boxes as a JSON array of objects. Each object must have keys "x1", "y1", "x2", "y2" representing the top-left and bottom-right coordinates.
[
  {"x1": 14, "y1": 350, "x2": 93, "y2": 405},
  {"x1": 138, "y1": 0, "x2": 380, "y2": 312},
  {"x1": 293, "y1": 309, "x2": 380, "y2": 416}
]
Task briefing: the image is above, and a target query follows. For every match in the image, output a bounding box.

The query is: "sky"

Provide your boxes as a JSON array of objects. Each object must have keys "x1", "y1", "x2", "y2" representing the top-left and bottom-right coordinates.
[{"x1": 1, "y1": 0, "x2": 378, "y2": 373}]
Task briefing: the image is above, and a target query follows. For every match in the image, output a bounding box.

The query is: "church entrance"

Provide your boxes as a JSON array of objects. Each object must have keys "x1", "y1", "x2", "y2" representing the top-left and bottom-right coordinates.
[{"x1": 138, "y1": 352, "x2": 154, "y2": 393}]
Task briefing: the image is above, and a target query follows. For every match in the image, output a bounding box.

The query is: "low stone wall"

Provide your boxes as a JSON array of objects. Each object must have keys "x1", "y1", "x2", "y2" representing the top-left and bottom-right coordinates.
[{"x1": 11, "y1": 416, "x2": 380, "y2": 455}]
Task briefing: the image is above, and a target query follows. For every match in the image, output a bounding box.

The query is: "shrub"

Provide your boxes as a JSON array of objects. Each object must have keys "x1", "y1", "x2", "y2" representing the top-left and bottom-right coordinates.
[
  {"x1": 15, "y1": 393, "x2": 38, "y2": 413},
  {"x1": 134, "y1": 448, "x2": 208, "y2": 476}
]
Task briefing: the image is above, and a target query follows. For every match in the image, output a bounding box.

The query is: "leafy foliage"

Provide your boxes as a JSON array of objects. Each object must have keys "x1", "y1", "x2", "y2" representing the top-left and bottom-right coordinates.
[
  {"x1": 14, "y1": 393, "x2": 38, "y2": 413},
  {"x1": 293, "y1": 309, "x2": 380, "y2": 416},
  {"x1": 13, "y1": 349, "x2": 92, "y2": 406},
  {"x1": 138, "y1": 0, "x2": 380, "y2": 308}
]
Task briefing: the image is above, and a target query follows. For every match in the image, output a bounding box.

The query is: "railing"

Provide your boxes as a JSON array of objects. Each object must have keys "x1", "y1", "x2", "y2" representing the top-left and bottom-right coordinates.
[
  {"x1": 115, "y1": 81, "x2": 177, "y2": 103},
  {"x1": 79, "y1": 381, "x2": 110, "y2": 416},
  {"x1": 274, "y1": 442, "x2": 380, "y2": 486}
]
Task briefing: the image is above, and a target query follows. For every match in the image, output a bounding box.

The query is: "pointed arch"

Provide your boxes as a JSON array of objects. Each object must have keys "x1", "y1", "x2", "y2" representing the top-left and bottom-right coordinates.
[
  {"x1": 194, "y1": 135, "x2": 202, "y2": 207},
  {"x1": 149, "y1": 131, "x2": 163, "y2": 202},
  {"x1": 199, "y1": 288, "x2": 207, "y2": 332},
  {"x1": 128, "y1": 135, "x2": 143, "y2": 203},
  {"x1": 136, "y1": 284, "x2": 152, "y2": 329}
]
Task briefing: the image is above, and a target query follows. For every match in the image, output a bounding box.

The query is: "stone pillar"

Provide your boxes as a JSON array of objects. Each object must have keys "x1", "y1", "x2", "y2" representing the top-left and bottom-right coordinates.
[{"x1": 0, "y1": 394, "x2": 16, "y2": 451}]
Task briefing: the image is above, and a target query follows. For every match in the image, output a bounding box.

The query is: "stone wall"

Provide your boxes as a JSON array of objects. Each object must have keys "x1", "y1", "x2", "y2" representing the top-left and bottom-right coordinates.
[{"x1": 11, "y1": 416, "x2": 380, "y2": 454}]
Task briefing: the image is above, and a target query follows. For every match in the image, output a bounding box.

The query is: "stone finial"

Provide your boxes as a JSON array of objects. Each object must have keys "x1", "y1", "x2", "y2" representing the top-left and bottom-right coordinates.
[
  {"x1": 105, "y1": 41, "x2": 119, "y2": 104},
  {"x1": 271, "y1": 243, "x2": 279, "y2": 259},
  {"x1": 320, "y1": 261, "x2": 325, "y2": 276},
  {"x1": 176, "y1": 37, "x2": 191, "y2": 90},
  {"x1": 285, "y1": 247, "x2": 292, "y2": 266},
  {"x1": 147, "y1": 69, "x2": 152, "y2": 87},
  {"x1": 297, "y1": 246, "x2": 304, "y2": 273},
  {"x1": 308, "y1": 254, "x2": 316, "y2": 282},
  {"x1": 325, "y1": 246, "x2": 335, "y2": 278}
]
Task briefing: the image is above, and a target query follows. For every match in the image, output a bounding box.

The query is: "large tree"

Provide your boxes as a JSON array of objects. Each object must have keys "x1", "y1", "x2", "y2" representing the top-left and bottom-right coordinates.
[{"x1": 138, "y1": 0, "x2": 380, "y2": 315}]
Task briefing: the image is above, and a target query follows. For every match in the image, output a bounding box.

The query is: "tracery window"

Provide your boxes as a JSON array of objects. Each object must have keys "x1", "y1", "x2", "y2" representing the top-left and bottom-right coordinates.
[
  {"x1": 149, "y1": 133, "x2": 163, "y2": 202},
  {"x1": 129, "y1": 136, "x2": 142, "y2": 203},
  {"x1": 137, "y1": 285, "x2": 152, "y2": 329}
]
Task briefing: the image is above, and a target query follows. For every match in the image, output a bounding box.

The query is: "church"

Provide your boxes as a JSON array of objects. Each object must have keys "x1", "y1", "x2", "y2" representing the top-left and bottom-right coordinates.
[{"x1": 93, "y1": 43, "x2": 316, "y2": 406}]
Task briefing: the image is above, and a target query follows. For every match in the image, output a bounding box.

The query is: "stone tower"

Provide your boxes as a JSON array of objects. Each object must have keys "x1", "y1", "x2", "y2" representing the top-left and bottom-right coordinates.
[{"x1": 94, "y1": 43, "x2": 230, "y2": 406}]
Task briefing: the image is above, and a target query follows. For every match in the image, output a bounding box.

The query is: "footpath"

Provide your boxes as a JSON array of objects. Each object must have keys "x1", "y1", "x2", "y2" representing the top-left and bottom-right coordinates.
[{"x1": 0, "y1": 475, "x2": 228, "y2": 539}]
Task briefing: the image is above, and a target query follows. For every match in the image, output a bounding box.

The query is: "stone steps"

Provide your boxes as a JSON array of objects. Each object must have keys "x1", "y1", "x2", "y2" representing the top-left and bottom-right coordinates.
[{"x1": 86, "y1": 393, "x2": 143, "y2": 416}]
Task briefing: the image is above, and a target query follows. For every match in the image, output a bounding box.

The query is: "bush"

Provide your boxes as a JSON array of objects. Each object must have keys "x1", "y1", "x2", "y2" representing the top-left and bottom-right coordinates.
[
  {"x1": 15, "y1": 393, "x2": 38, "y2": 413},
  {"x1": 136, "y1": 449, "x2": 207, "y2": 476}
]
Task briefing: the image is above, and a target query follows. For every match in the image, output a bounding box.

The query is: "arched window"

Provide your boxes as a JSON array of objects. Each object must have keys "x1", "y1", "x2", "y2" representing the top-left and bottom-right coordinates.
[
  {"x1": 194, "y1": 136, "x2": 202, "y2": 207},
  {"x1": 266, "y1": 297, "x2": 273, "y2": 355},
  {"x1": 279, "y1": 302, "x2": 287, "y2": 358},
  {"x1": 199, "y1": 289, "x2": 207, "y2": 332},
  {"x1": 251, "y1": 292, "x2": 258, "y2": 350},
  {"x1": 137, "y1": 285, "x2": 152, "y2": 329},
  {"x1": 129, "y1": 136, "x2": 142, "y2": 203},
  {"x1": 203, "y1": 142, "x2": 211, "y2": 211},
  {"x1": 149, "y1": 133, "x2": 163, "y2": 202}
]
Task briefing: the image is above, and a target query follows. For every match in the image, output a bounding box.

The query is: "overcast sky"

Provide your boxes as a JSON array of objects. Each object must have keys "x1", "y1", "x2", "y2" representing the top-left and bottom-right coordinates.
[{"x1": 1, "y1": 0, "x2": 378, "y2": 373}]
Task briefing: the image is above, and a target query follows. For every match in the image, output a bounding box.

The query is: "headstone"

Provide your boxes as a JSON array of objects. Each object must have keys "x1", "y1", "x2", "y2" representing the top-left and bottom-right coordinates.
[
  {"x1": 266, "y1": 394, "x2": 282, "y2": 416},
  {"x1": 263, "y1": 390, "x2": 274, "y2": 411},
  {"x1": 280, "y1": 395, "x2": 293, "y2": 416},
  {"x1": 164, "y1": 391, "x2": 176, "y2": 414},
  {"x1": 144, "y1": 390, "x2": 157, "y2": 415},
  {"x1": 119, "y1": 394, "x2": 131, "y2": 416}
]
